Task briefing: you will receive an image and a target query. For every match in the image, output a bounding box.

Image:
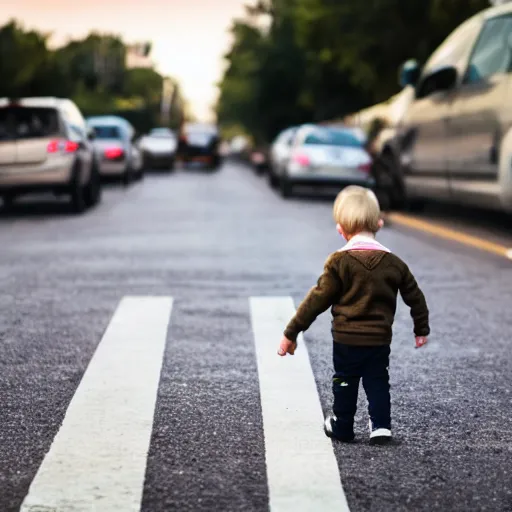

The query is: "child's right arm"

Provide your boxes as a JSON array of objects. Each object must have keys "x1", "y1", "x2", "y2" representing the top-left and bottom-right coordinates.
[
  {"x1": 399, "y1": 265, "x2": 430, "y2": 343},
  {"x1": 283, "y1": 254, "x2": 342, "y2": 344}
]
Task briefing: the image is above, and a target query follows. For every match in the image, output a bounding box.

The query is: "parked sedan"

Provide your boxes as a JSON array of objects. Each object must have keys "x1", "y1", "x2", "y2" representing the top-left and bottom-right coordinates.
[
  {"x1": 0, "y1": 97, "x2": 101, "y2": 213},
  {"x1": 86, "y1": 116, "x2": 143, "y2": 184},
  {"x1": 269, "y1": 124, "x2": 373, "y2": 198},
  {"x1": 138, "y1": 128, "x2": 177, "y2": 171}
]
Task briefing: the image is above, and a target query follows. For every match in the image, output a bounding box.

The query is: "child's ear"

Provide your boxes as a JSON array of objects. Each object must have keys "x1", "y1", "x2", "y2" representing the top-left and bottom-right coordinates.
[
  {"x1": 336, "y1": 223, "x2": 343, "y2": 236},
  {"x1": 378, "y1": 218, "x2": 384, "y2": 230}
]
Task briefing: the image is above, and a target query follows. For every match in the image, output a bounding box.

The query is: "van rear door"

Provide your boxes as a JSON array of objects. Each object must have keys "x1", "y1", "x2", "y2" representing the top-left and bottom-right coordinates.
[{"x1": 14, "y1": 107, "x2": 61, "y2": 165}]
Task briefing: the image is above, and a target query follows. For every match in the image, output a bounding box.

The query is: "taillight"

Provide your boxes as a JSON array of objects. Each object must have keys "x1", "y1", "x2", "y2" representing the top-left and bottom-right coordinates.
[
  {"x1": 47, "y1": 139, "x2": 79, "y2": 154},
  {"x1": 47, "y1": 140, "x2": 59, "y2": 153},
  {"x1": 104, "y1": 147, "x2": 124, "y2": 160},
  {"x1": 65, "y1": 141, "x2": 79, "y2": 153},
  {"x1": 358, "y1": 162, "x2": 372, "y2": 173},
  {"x1": 292, "y1": 152, "x2": 310, "y2": 167}
]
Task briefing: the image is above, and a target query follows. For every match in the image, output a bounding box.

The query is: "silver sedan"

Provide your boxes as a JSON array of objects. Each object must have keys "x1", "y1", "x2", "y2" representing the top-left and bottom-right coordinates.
[
  {"x1": 87, "y1": 116, "x2": 143, "y2": 184},
  {"x1": 270, "y1": 124, "x2": 374, "y2": 198}
]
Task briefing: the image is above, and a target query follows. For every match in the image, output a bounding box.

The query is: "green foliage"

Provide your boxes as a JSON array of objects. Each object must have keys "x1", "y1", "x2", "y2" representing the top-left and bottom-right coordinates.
[
  {"x1": 0, "y1": 20, "x2": 186, "y2": 133},
  {"x1": 217, "y1": 0, "x2": 490, "y2": 143}
]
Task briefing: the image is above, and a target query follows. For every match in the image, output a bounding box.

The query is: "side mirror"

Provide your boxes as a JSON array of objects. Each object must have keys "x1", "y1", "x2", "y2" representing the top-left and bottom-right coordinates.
[
  {"x1": 416, "y1": 66, "x2": 458, "y2": 99},
  {"x1": 399, "y1": 59, "x2": 420, "y2": 88},
  {"x1": 87, "y1": 128, "x2": 96, "y2": 141}
]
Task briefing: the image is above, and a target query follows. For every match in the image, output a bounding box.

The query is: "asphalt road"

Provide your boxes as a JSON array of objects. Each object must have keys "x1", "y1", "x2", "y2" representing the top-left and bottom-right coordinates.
[{"x1": 1, "y1": 161, "x2": 511, "y2": 512}]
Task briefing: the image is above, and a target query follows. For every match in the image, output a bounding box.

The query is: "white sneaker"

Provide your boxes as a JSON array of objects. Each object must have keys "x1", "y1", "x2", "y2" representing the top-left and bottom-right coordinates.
[
  {"x1": 324, "y1": 415, "x2": 336, "y2": 438},
  {"x1": 369, "y1": 419, "x2": 392, "y2": 445}
]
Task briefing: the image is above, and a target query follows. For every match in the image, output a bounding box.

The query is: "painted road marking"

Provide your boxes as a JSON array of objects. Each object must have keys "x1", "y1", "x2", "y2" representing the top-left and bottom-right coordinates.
[
  {"x1": 388, "y1": 212, "x2": 512, "y2": 260},
  {"x1": 21, "y1": 296, "x2": 173, "y2": 512},
  {"x1": 250, "y1": 296, "x2": 350, "y2": 512}
]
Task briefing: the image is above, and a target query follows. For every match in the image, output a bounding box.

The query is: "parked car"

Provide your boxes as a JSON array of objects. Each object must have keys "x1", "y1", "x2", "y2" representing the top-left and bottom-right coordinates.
[
  {"x1": 347, "y1": 86, "x2": 415, "y2": 209},
  {"x1": 376, "y1": 2, "x2": 512, "y2": 213},
  {"x1": 269, "y1": 124, "x2": 373, "y2": 198},
  {"x1": 138, "y1": 128, "x2": 177, "y2": 171},
  {"x1": 268, "y1": 126, "x2": 298, "y2": 188},
  {"x1": 0, "y1": 97, "x2": 101, "y2": 213},
  {"x1": 86, "y1": 116, "x2": 143, "y2": 184},
  {"x1": 250, "y1": 147, "x2": 269, "y2": 175},
  {"x1": 178, "y1": 123, "x2": 221, "y2": 170}
]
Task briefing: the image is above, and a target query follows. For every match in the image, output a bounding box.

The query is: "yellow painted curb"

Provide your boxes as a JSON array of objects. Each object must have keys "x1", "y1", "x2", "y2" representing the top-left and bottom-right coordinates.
[{"x1": 387, "y1": 212, "x2": 512, "y2": 260}]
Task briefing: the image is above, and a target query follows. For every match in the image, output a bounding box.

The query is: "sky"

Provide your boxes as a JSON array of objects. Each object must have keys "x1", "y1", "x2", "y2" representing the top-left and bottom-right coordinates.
[{"x1": 0, "y1": 0, "x2": 249, "y2": 121}]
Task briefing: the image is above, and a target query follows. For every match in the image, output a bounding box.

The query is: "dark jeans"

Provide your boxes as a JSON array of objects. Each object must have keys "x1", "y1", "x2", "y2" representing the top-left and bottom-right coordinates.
[{"x1": 332, "y1": 343, "x2": 391, "y2": 439}]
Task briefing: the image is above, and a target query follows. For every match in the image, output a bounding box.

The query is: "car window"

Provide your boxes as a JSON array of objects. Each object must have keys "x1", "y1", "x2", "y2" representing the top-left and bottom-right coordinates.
[
  {"x1": 464, "y1": 15, "x2": 512, "y2": 84},
  {"x1": 280, "y1": 128, "x2": 296, "y2": 146},
  {"x1": 422, "y1": 17, "x2": 482, "y2": 77},
  {"x1": 92, "y1": 125, "x2": 122, "y2": 139},
  {"x1": 184, "y1": 124, "x2": 216, "y2": 135},
  {"x1": 150, "y1": 128, "x2": 174, "y2": 138},
  {"x1": 62, "y1": 101, "x2": 86, "y2": 137},
  {"x1": 0, "y1": 107, "x2": 60, "y2": 140},
  {"x1": 304, "y1": 128, "x2": 363, "y2": 148}
]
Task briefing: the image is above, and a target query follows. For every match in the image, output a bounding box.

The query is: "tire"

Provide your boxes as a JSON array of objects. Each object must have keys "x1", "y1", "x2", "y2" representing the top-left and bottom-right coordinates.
[
  {"x1": 208, "y1": 155, "x2": 221, "y2": 171},
  {"x1": 70, "y1": 165, "x2": 86, "y2": 214},
  {"x1": 279, "y1": 176, "x2": 293, "y2": 198},
  {"x1": 372, "y1": 151, "x2": 406, "y2": 210},
  {"x1": 406, "y1": 198, "x2": 426, "y2": 212},
  {"x1": 84, "y1": 163, "x2": 102, "y2": 208},
  {"x1": 2, "y1": 193, "x2": 15, "y2": 210},
  {"x1": 123, "y1": 164, "x2": 134, "y2": 186},
  {"x1": 168, "y1": 158, "x2": 175, "y2": 172},
  {"x1": 268, "y1": 168, "x2": 279, "y2": 189}
]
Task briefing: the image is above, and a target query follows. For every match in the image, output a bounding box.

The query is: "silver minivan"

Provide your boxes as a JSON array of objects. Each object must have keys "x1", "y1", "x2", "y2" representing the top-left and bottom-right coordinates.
[
  {"x1": 382, "y1": 2, "x2": 512, "y2": 213},
  {"x1": 0, "y1": 97, "x2": 101, "y2": 213}
]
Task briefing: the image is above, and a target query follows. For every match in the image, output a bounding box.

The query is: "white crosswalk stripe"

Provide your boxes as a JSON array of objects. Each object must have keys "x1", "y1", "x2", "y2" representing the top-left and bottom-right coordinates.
[
  {"x1": 21, "y1": 296, "x2": 173, "y2": 512},
  {"x1": 250, "y1": 296, "x2": 350, "y2": 512},
  {"x1": 20, "y1": 295, "x2": 349, "y2": 512}
]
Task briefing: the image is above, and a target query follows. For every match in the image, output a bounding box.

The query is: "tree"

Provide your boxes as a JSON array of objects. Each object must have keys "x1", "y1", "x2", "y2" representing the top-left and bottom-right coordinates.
[
  {"x1": 216, "y1": 0, "x2": 490, "y2": 142},
  {"x1": 0, "y1": 20, "x2": 66, "y2": 98}
]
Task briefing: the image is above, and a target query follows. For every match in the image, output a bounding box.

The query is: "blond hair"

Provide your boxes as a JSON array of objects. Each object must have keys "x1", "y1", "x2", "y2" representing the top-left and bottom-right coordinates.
[{"x1": 333, "y1": 186, "x2": 381, "y2": 236}]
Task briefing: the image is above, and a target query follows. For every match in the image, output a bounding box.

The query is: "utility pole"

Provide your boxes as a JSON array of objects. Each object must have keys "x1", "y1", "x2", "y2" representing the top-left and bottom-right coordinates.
[{"x1": 160, "y1": 77, "x2": 175, "y2": 127}]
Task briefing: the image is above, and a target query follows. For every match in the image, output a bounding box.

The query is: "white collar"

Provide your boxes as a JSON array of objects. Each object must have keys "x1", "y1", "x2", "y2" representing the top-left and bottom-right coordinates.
[
  {"x1": 350, "y1": 232, "x2": 377, "y2": 243},
  {"x1": 339, "y1": 232, "x2": 391, "y2": 253}
]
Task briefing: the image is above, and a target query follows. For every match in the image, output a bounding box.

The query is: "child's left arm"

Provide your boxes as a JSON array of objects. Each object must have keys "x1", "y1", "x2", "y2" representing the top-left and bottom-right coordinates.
[{"x1": 279, "y1": 254, "x2": 342, "y2": 355}]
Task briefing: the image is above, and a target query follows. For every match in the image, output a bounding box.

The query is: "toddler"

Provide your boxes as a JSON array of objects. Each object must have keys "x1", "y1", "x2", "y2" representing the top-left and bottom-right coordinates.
[{"x1": 278, "y1": 186, "x2": 429, "y2": 444}]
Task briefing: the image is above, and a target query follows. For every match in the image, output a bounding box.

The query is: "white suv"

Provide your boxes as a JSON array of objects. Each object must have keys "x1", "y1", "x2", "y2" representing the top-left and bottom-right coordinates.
[{"x1": 0, "y1": 97, "x2": 101, "y2": 213}]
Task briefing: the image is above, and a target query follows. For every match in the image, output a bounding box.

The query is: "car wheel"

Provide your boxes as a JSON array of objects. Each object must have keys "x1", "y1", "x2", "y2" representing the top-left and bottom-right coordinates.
[
  {"x1": 70, "y1": 165, "x2": 86, "y2": 214},
  {"x1": 212, "y1": 155, "x2": 221, "y2": 170},
  {"x1": 142, "y1": 154, "x2": 150, "y2": 171},
  {"x1": 406, "y1": 198, "x2": 426, "y2": 212},
  {"x1": 2, "y1": 193, "x2": 15, "y2": 210},
  {"x1": 168, "y1": 158, "x2": 175, "y2": 172},
  {"x1": 123, "y1": 164, "x2": 134, "y2": 186},
  {"x1": 268, "y1": 168, "x2": 279, "y2": 189},
  {"x1": 373, "y1": 151, "x2": 406, "y2": 210},
  {"x1": 84, "y1": 162, "x2": 102, "y2": 207},
  {"x1": 279, "y1": 176, "x2": 293, "y2": 198}
]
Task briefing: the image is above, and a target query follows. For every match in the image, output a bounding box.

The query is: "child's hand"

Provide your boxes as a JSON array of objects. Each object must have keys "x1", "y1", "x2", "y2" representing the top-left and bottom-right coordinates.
[
  {"x1": 278, "y1": 336, "x2": 297, "y2": 356},
  {"x1": 415, "y1": 336, "x2": 428, "y2": 349}
]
